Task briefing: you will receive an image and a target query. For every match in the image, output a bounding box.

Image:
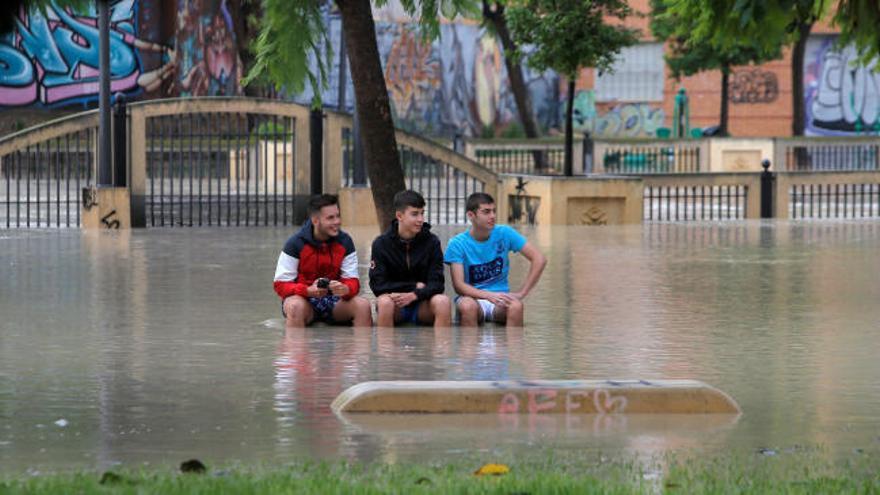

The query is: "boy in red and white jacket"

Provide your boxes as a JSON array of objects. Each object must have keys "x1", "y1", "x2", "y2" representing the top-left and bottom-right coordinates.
[{"x1": 274, "y1": 194, "x2": 372, "y2": 328}]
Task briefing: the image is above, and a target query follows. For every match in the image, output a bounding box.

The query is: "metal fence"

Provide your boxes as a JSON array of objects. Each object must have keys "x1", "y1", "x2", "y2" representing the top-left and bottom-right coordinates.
[
  {"x1": 474, "y1": 148, "x2": 565, "y2": 174},
  {"x1": 601, "y1": 142, "x2": 703, "y2": 174},
  {"x1": 777, "y1": 138, "x2": 880, "y2": 171},
  {"x1": 1, "y1": 118, "x2": 97, "y2": 228},
  {"x1": 145, "y1": 112, "x2": 296, "y2": 227},
  {"x1": 341, "y1": 127, "x2": 491, "y2": 224},
  {"x1": 788, "y1": 183, "x2": 880, "y2": 219},
  {"x1": 641, "y1": 174, "x2": 760, "y2": 222},
  {"x1": 644, "y1": 185, "x2": 749, "y2": 221},
  {"x1": 464, "y1": 139, "x2": 585, "y2": 175}
]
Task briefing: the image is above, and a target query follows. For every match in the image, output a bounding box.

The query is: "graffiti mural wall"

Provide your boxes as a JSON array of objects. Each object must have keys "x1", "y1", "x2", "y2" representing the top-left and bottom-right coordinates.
[
  {"x1": 568, "y1": 90, "x2": 665, "y2": 138},
  {"x1": 0, "y1": 1, "x2": 175, "y2": 107},
  {"x1": 2, "y1": 4, "x2": 607, "y2": 139},
  {"x1": 805, "y1": 35, "x2": 880, "y2": 136},
  {"x1": 296, "y1": 17, "x2": 560, "y2": 138},
  {"x1": 0, "y1": 0, "x2": 241, "y2": 108},
  {"x1": 170, "y1": 0, "x2": 241, "y2": 97}
]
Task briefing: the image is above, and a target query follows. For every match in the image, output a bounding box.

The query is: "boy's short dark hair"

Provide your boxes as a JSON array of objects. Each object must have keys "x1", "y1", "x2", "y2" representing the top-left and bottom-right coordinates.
[
  {"x1": 393, "y1": 190, "x2": 426, "y2": 212},
  {"x1": 308, "y1": 194, "x2": 339, "y2": 216},
  {"x1": 466, "y1": 192, "x2": 495, "y2": 213}
]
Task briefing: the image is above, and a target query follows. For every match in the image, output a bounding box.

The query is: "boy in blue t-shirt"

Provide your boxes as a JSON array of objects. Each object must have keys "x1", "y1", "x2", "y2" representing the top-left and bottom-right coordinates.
[{"x1": 444, "y1": 192, "x2": 547, "y2": 327}]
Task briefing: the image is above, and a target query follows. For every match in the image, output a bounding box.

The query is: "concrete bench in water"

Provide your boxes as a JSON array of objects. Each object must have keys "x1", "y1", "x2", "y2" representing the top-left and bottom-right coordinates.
[{"x1": 331, "y1": 380, "x2": 740, "y2": 414}]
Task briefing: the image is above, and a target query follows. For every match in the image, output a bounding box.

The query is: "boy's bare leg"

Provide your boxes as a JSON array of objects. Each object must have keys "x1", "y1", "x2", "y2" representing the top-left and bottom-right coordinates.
[
  {"x1": 455, "y1": 296, "x2": 482, "y2": 327},
  {"x1": 332, "y1": 296, "x2": 373, "y2": 328},
  {"x1": 375, "y1": 294, "x2": 399, "y2": 328},
  {"x1": 490, "y1": 299, "x2": 524, "y2": 327},
  {"x1": 418, "y1": 294, "x2": 451, "y2": 327},
  {"x1": 283, "y1": 295, "x2": 314, "y2": 328}
]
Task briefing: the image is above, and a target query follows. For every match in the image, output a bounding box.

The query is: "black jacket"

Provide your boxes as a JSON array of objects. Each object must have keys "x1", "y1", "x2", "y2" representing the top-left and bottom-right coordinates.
[{"x1": 369, "y1": 220, "x2": 445, "y2": 301}]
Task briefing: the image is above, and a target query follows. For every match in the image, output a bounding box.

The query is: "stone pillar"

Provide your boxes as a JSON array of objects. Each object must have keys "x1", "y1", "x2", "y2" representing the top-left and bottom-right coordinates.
[{"x1": 82, "y1": 187, "x2": 131, "y2": 229}]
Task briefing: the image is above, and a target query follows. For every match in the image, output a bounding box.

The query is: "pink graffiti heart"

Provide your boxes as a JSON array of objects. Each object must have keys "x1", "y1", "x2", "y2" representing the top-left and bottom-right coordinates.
[{"x1": 592, "y1": 389, "x2": 628, "y2": 414}]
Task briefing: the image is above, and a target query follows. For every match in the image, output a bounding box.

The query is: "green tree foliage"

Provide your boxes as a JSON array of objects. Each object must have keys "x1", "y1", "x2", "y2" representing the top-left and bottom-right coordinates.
[
  {"x1": 650, "y1": 0, "x2": 780, "y2": 80},
  {"x1": 245, "y1": 0, "x2": 476, "y2": 104},
  {"x1": 243, "y1": 1, "x2": 329, "y2": 105},
  {"x1": 506, "y1": 0, "x2": 638, "y2": 80},
  {"x1": 663, "y1": 0, "x2": 880, "y2": 65},
  {"x1": 506, "y1": 0, "x2": 638, "y2": 173},
  {"x1": 661, "y1": 0, "x2": 806, "y2": 54},
  {"x1": 651, "y1": 0, "x2": 781, "y2": 135}
]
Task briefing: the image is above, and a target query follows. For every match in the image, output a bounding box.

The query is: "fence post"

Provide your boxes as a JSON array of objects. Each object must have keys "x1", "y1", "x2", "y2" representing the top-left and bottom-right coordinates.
[
  {"x1": 760, "y1": 159, "x2": 774, "y2": 218},
  {"x1": 573, "y1": 138, "x2": 584, "y2": 175},
  {"x1": 128, "y1": 106, "x2": 146, "y2": 227},
  {"x1": 582, "y1": 132, "x2": 593, "y2": 174},
  {"x1": 310, "y1": 108, "x2": 324, "y2": 195},
  {"x1": 351, "y1": 108, "x2": 366, "y2": 186},
  {"x1": 112, "y1": 93, "x2": 127, "y2": 187}
]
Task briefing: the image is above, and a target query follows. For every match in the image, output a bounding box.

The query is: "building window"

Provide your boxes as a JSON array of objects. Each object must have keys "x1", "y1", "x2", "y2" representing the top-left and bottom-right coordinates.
[{"x1": 595, "y1": 43, "x2": 665, "y2": 102}]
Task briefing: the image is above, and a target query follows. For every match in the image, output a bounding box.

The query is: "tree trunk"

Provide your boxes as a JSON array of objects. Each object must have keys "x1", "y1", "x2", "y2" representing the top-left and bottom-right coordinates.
[
  {"x1": 482, "y1": 1, "x2": 547, "y2": 171},
  {"x1": 228, "y1": 0, "x2": 262, "y2": 98},
  {"x1": 720, "y1": 66, "x2": 730, "y2": 136},
  {"x1": 791, "y1": 21, "x2": 813, "y2": 136},
  {"x1": 564, "y1": 79, "x2": 575, "y2": 176},
  {"x1": 337, "y1": 0, "x2": 406, "y2": 231}
]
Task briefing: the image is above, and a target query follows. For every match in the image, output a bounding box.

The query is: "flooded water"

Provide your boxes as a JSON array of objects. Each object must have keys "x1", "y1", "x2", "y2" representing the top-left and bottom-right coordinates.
[{"x1": 1, "y1": 221, "x2": 880, "y2": 473}]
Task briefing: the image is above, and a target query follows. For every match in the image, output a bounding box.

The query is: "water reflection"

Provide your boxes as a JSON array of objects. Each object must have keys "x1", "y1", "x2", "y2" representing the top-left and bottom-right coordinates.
[{"x1": 1, "y1": 221, "x2": 879, "y2": 472}]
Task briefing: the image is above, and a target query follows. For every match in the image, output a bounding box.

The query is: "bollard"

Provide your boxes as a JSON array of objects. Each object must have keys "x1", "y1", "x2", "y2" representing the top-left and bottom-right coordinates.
[{"x1": 760, "y1": 159, "x2": 774, "y2": 218}]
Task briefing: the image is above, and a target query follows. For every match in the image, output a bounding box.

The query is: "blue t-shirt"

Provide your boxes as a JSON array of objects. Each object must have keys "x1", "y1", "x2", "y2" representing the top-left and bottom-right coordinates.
[{"x1": 444, "y1": 225, "x2": 527, "y2": 292}]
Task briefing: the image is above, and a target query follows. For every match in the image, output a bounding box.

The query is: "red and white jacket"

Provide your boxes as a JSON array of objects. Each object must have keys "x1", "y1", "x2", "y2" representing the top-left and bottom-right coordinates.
[{"x1": 273, "y1": 221, "x2": 360, "y2": 300}]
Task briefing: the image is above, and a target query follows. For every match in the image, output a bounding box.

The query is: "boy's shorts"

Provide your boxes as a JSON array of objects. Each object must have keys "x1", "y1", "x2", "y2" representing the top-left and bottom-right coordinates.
[
  {"x1": 399, "y1": 301, "x2": 421, "y2": 325},
  {"x1": 282, "y1": 295, "x2": 341, "y2": 323},
  {"x1": 454, "y1": 296, "x2": 496, "y2": 323}
]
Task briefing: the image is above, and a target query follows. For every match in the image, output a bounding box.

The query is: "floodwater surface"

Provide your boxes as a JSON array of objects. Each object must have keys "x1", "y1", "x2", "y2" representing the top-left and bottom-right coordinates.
[{"x1": 1, "y1": 221, "x2": 879, "y2": 473}]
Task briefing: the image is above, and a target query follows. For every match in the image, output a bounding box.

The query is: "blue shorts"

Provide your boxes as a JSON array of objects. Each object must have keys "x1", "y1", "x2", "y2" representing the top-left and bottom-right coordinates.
[
  {"x1": 400, "y1": 301, "x2": 421, "y2": 325},
  {"x1": 281, "y1": 295, "x2": 341, "y2": 324}
]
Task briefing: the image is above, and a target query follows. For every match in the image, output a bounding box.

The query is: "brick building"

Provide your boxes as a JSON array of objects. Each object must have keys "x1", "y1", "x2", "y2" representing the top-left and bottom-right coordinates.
[{"x1": 575, "y1": 0, "x2": 859, "y2": 137}]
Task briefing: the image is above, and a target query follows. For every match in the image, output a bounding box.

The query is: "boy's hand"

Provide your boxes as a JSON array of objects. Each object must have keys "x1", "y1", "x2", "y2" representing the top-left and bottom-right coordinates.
[
  {"x1": 328, "y1": 280, "x2": 350, "y2": 297},
  {"x1": 486, "y1": 292, "x2": 517, "y2": 308},
  {"x1": 306, "y1": 282, "x2": 328, "y2": 298},
  {"x1": 390, "y1": 292, "x2": 418, "y2": 308}
]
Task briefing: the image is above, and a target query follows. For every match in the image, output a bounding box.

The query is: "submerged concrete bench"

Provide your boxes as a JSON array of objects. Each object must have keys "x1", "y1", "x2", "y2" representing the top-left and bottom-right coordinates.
[{"x1": 332, "y1": 380, "x2": 740, "y2": 414}]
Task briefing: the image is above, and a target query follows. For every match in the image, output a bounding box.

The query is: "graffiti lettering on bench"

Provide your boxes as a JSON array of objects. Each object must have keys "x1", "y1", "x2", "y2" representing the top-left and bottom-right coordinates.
[{"x1": 497, "y1": 388, "x2": 628, "y2": 415}]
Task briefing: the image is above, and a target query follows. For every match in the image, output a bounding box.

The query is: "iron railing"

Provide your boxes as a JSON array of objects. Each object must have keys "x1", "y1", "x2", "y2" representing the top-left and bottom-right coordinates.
[
  {"x1": 474, "y1": 148, "x2": 565, "y2": 174},
  {"x1": 340, "y1": 124, "x2": 496, "y2": 225},
  {"x1": 789, "y1": 183, "x2": 880, "y2": 218},
  {"x1": 145, "y1": 112, "x2": 296, "y2": 227},
  {"x1": 600, "y1": 141, "x2": 704, "y2": 174},
  {"x1": 777, "y1": 170, "x2": 880, "y2": 219},
  {"x1": 641, "y1": 173, "x2": 760, "y2": 222},
  {"x1": 0, "y1": 114, "x2": 98, "y2": 228},
  {"x1": 775, "y1": 137, "x2": 880, "y2": 171}
]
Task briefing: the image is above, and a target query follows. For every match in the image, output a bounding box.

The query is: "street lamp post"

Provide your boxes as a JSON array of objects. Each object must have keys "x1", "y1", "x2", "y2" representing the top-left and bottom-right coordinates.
[{"x1": 97, "y1": 0, "x2": 112, "y2": 186}]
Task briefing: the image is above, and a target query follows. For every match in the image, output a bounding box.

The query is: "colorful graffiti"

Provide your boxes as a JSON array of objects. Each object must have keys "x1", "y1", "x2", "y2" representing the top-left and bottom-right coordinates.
[
  {"x1": 569, "y1": 90, "x2": 665, "y2": 138},
  {"x1": 805, "y1": 36, "x2": 880, "y2": 135},
  {"x1": 170, "y1": 0, "x2": 241, "y2": 97},
  {"x1": 0, "y1": 1, "x2": 175, "y2": 107},
  {"x1": 298, "y1": 17, "x2": 559, "y2": 137},
  {"x1": 381, "y1": 24, "x2": 443, "y2": 133},
  {"x1": 730, "y1": 69, "x2": 779, "y2": 104}
]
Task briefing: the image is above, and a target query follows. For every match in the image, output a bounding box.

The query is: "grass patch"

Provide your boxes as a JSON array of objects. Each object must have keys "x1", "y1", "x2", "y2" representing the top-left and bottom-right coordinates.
[{"x1": 1, "y1": 449, "x2": 878, "y2": 494}]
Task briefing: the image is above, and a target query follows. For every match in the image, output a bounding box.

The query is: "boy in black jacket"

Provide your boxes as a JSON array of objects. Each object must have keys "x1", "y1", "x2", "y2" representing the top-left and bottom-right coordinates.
[{"x1": 369, "y1": 190, "x2": 451, "y2": 327}]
